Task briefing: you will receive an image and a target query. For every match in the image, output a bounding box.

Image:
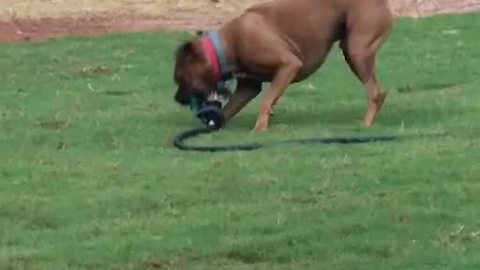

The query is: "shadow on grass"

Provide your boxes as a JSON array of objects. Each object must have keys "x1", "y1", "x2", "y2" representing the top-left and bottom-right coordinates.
[
  {"x1": 223, "y1": 105, "x2": 472, "y2": 130},
  {"x1": 396, "y1": 82, "x2": 464, "y2": 94}
]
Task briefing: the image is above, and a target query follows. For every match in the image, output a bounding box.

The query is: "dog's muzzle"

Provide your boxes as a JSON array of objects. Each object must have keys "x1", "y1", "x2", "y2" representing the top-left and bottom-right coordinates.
[
  {"x1": 192, "y1": 99, "x2": 225, "y2": 130},
  {"x1": 190, "y1": 83, "x2": 231, "y2": 130}
]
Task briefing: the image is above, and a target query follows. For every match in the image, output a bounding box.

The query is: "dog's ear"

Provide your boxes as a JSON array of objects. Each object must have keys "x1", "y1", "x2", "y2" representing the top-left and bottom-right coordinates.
[
  {"x1": 180, "y1": 41, "x2": 195, "y2": 56},
  {"x1": 177, "y1": 41, "x2": 201, "y2": 61}
]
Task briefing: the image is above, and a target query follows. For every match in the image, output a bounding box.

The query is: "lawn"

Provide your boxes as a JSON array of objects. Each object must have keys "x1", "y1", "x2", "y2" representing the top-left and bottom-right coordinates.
[{"x1": 1, "y1": 12, "x2": 479, "y2": 270}]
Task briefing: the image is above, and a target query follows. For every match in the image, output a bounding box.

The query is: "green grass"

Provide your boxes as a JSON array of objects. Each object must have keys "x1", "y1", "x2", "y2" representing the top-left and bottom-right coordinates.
[{"x1": 1, "y1": 12, "x2": 480, "y2": 270}]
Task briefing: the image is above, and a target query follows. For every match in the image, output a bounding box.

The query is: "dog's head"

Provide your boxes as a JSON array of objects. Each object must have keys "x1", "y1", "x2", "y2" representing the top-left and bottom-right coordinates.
[{"x1": 173, "y1": 40, "x2": 216, "y2": 107}]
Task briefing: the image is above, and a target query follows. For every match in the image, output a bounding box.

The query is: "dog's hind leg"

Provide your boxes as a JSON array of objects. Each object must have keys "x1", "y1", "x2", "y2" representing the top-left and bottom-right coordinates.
[{"x1": 341, "y1": 7, "x2": 393, "y2": 127}]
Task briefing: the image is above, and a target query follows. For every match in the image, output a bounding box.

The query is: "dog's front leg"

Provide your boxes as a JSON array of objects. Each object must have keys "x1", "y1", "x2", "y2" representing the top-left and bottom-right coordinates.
[
  {"x1": 223, "y1": 79, "x2": 262, "y2": 124},
  {"x1": 255, "y1": 58, "x2": 302, "y2": 132}
]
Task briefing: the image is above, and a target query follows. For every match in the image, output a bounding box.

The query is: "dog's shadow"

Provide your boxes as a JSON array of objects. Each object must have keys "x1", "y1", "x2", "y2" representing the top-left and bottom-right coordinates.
[
  {"x1": 396, "y1": 82, "x2": 463, "y2": 94},
  {"x1": 228, "y1": 81, "x2": 470, "y2": 129},
  {"x1": 228, "y1": 104, "x2": 468, "y2": 129}
]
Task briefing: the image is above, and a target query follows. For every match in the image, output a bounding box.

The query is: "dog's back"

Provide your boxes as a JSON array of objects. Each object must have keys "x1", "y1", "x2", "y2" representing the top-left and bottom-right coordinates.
[{"x1": 234, "y1": 0, "x2": 393, "y2": 76}]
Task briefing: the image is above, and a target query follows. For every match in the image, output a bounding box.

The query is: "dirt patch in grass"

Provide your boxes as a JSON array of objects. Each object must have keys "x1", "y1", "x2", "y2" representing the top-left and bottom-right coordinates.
[{"x1": 0, "y1": 0, "x2": 479, "y2": 43}]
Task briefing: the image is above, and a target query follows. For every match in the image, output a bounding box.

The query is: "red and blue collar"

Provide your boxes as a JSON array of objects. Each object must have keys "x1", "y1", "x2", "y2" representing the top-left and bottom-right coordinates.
[{"x1": 201, "y1": 31, "x2": 233, "y2": 82}]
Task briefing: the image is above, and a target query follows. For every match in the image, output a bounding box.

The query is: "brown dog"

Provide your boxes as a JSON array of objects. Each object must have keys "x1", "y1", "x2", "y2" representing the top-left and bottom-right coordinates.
[{"x1": 174, "y1": 0, "x2": 394, "y2": 131}]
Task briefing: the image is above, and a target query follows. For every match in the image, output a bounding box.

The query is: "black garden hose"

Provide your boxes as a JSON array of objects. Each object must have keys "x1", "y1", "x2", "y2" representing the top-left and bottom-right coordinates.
[
  {"x1": 172, "y1": 127, "x2": 425, "y2": 152},
  {"x1": 173, "y1": 127, "x2": 263, "y2": 152}
]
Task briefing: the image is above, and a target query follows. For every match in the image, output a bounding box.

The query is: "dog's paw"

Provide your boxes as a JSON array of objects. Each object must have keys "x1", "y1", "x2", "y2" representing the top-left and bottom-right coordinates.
[
  {"x1": 254, "y1": 121, "x2": 269, "y2": 132},
  {"x1": 357, "y1": 119, "x2": 372, "y2": 128}
]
